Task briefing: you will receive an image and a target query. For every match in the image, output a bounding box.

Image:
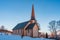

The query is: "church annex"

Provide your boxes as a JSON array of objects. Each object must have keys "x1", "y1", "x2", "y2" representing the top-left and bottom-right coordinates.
[{"x1": 13, "y1": 5, "x2": 40, "y2": 37}]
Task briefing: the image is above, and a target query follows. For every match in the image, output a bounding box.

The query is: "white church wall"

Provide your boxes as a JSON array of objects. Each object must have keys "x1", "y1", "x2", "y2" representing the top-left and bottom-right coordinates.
[{"x1": 33, "y1": 24, "x2": 39, "y2": 37}]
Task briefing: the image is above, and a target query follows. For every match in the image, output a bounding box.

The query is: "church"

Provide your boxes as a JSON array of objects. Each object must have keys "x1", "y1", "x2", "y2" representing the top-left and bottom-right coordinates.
[{"x1": 13, "y1": 5, "x2": 40, "y2": 37}]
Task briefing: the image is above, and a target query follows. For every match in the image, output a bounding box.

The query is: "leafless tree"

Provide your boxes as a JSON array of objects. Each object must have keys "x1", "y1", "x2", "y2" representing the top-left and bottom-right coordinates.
[
  {"x1": 57, "y1": 20, "x2": 60, "y2": 30},
  {"x1": 49, "y1": 20, "x2": 57, "y2": 38},
  {"x1": 0, "y1": 25, "x2": 5, "y2": 30}
]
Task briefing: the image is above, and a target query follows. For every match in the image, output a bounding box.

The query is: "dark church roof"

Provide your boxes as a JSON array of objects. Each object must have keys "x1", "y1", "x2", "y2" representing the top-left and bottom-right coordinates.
[
  {"x1": 25, "y1": 23, "x2": 35, "y2": 30},
  {"x1": 13, "y1": 21, "x2": 29, "y2": 30}
]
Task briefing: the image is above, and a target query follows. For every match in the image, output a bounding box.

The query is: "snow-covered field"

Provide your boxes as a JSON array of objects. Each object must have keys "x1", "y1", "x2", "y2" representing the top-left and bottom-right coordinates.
[{"x1": 0, "y1": 34, "x2": 54, "y2": 40}]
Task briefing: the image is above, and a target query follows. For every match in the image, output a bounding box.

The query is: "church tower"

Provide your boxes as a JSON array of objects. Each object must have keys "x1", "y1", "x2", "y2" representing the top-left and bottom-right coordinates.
[{"x1": 30, "y1": 4, "x2": 36, "y2": 23}]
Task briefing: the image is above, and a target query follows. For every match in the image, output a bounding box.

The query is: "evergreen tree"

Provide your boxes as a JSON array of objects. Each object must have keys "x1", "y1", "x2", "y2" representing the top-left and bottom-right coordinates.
[{"x1": 46, "y1": 33, "x2": 48, "y2": 38}]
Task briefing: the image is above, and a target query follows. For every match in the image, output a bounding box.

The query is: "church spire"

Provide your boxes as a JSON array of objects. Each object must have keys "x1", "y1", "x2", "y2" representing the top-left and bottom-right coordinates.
[{"x1": 31, "y1": 4, "x2": 35, "y2": 20}]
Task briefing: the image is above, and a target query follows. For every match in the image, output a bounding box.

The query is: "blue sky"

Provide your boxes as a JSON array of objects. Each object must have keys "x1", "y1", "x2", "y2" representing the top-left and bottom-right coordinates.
[{"x1": 0, "y1": 0, "x2": 60, "y2": 33}]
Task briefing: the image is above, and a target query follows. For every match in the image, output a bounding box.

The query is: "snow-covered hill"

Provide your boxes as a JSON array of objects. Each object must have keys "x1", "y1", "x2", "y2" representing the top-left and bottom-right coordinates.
[{"x1": 0, "y1": 34, "x2": 54, "y2": 40}]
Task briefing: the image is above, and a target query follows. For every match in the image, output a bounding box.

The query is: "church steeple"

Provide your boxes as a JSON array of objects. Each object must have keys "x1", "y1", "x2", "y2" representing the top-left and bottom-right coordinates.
[{"x1": 31, "y1": 4, "x2": 35, "y2": 20}]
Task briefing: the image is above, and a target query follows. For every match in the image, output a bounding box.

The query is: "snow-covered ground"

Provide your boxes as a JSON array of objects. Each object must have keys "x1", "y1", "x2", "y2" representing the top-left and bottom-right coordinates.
[{"x1": 0, "y1": 34, "x2": 54, "y2": 40}]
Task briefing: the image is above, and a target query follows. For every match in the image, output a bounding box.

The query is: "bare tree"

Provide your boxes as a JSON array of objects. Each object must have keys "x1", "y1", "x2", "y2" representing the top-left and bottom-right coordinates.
[
  {"x1": 0, "y1": 25, "x2": 5, "y2": 30},
  {"x1": 57, "y1": 20, "x2": 60, "y2": 30},
  {"x1": 49, "y1": 21, "x2": 56, "y2": 32},
  {"x1": 49, "y1": 20, "x2": 57, "y2": 38}
]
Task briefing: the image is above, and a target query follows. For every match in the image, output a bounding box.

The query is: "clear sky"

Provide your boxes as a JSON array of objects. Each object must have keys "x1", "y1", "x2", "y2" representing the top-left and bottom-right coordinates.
[{"x1": 0, "y1": 0, "x2": 60, "y2": 33}]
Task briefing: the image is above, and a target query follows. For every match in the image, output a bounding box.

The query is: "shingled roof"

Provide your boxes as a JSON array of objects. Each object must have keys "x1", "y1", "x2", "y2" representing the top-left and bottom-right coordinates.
[
  {"x1": 13, "y1": 21, "x2": 29, "y2": 30},
  {"x1": 25, "y1": 23, "x2": 35, "y2": 30}
]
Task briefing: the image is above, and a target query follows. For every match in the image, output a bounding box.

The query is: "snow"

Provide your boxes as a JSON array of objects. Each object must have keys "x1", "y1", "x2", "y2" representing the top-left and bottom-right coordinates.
[{"x1": 0, "y1": 34, "x2": 54, "y2": 40}]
